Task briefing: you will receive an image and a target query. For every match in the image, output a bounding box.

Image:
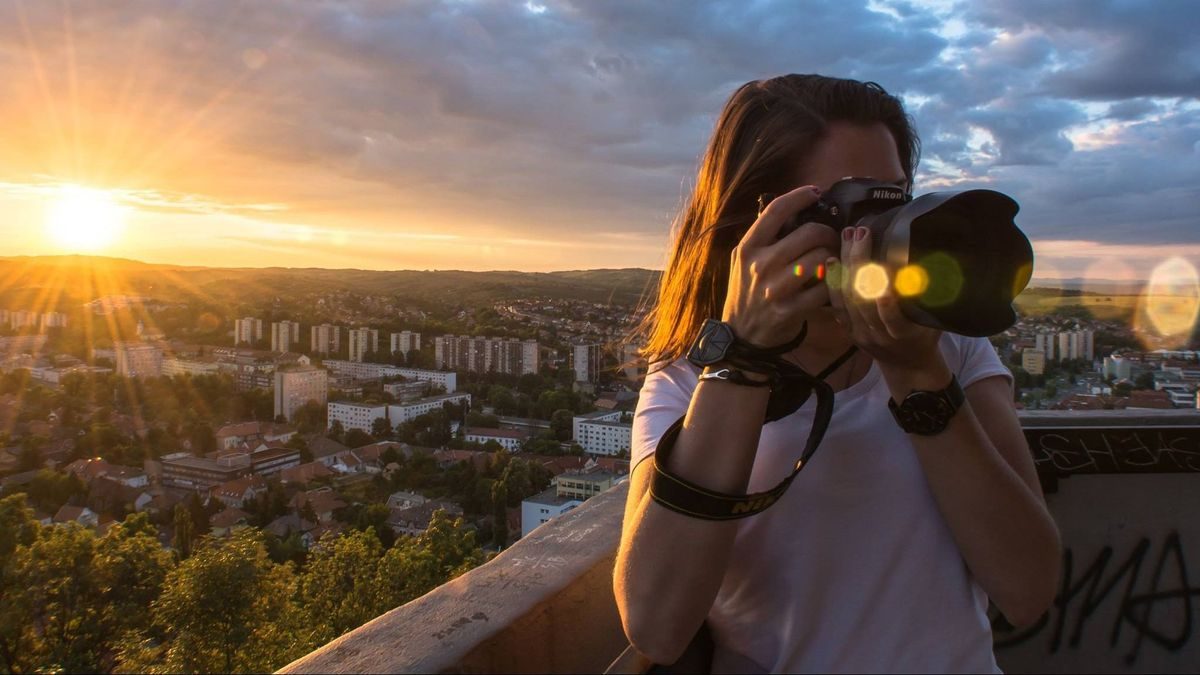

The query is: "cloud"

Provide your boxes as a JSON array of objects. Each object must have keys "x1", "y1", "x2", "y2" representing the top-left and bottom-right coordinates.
[{"x1": 0, "y1": 0, "x2": 1195, "y2": 272}]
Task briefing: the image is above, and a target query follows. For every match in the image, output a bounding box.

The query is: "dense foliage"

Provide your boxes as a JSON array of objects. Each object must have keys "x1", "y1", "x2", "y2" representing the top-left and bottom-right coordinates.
[{"x1": 0, "y1": 494, "x2": 487, "y2": 674}]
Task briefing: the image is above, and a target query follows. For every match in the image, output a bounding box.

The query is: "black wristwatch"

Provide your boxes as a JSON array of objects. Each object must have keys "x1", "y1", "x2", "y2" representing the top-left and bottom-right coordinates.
[
  {"x1": 888, "y1": 375, "x2": 964, "y2": 436},
  {"x1": 686, "y1": 318, "x2": 800, "y2": 373}
]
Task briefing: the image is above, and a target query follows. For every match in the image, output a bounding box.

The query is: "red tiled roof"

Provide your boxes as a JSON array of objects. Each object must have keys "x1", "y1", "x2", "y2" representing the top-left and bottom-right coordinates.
[{"x1": 211, "y1": 507, "x2": 252, "y2": 529}]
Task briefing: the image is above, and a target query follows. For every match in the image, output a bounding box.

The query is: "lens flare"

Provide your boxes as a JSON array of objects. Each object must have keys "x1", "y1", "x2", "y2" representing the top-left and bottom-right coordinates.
[
  {"x1": 917, "y1": 252, "x2": 964, "y2": 308},
  {"x1": 854, "y1": 263, "x2": 889, "y2": 300},
  {"x1": 894, "y1": 264, "x2": 930, "y2": 297},
  {"x1": 1140, "y1": 257, "x2": 1200, "y2": 344}
]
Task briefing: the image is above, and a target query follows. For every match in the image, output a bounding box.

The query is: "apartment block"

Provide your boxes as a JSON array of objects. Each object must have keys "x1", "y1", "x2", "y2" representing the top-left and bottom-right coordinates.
[
  {"x1": 234, "y1": 317, "x2": 263, "y2": 346},
  {"x1": 274, "y1": 365, "x2": 329, "y2": 422},
  {"x1": 271, "y1": 320, "x2": 302, "y2": 353},
  {"x1": 310, "y1": 324, "x2": 341, "y2": 355},
  {"x1": 349, "y1": 327, "x2": 380, "y2": 363},
  {"x1": 573, "y1": 343, "x2": 602, "y2": 383},
  {"x1": 390, "y1": 330, "x2": 421, "y2": 356}
]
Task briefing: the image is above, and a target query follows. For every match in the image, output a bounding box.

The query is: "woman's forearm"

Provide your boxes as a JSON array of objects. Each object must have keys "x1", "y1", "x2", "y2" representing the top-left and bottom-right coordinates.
[
  {"x1": 615, "y1": 374, "x2": 770, "y2": 664},
  {"x1": 882, "y1": 360, "x2": 1062, "y2": 627}
]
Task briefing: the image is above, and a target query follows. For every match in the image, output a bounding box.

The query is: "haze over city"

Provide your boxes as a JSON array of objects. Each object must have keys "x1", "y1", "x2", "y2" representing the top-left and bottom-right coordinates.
[{"x1": 0, "y1": 0, "x2": 1197, "y2": 279}]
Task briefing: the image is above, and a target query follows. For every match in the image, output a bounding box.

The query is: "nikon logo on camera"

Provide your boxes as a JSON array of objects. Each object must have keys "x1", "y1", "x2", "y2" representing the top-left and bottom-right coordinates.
[
  {"x1": 731, "y1": 494, "x2": 777, "y2": 515},
  {"x1": 871, "y1": 188, "x2": 904, "y2": 200}
]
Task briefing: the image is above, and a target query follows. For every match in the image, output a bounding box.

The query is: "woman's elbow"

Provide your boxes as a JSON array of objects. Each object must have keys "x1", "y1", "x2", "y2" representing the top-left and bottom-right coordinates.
[{"x1": 615, "y1": 567, "x2": 695, "y2": 665}]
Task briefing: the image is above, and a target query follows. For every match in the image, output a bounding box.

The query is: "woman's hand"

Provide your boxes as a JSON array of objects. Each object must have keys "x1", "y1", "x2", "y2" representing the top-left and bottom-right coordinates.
[
  {"x1": 722, "y1": 185, "x2": 840, "y2": 348},
  {"x1": 825, "y1": 226, "x2": 944, "y2": 373}
]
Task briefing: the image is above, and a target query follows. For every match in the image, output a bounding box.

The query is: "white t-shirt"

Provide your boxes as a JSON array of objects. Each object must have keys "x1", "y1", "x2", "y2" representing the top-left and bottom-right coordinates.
[{"x1": 631, "y1": 333, "x2": 1012, "y2": 674}]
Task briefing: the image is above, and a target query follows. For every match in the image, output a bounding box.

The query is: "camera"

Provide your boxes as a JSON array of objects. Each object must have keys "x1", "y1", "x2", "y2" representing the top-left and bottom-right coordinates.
[{"x1": 770, "y1": 177, "x2": 1033, "y2": 337}]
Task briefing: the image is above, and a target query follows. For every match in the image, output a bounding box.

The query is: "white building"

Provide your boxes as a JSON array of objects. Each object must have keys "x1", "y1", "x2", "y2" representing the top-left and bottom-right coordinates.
[
  {"x1": 271, "y1": 320, "x2": 302, "y2": 353},
  {"x1": 573, "y1": 343, "x2": 602, "y2": 383},
  {"x1": 113, "y1": 342, "x2": 163, "y2": 378},
  {"x1": 1104, "y1": 356, "x2": 1132, "y2": 381},
  {"x1": 234, "y1": 317, "x2": 263, "y2": 346},
  {"x1": 520, "y1": 487, "x2": 581, "y2": 537},
  {"x1": 311, "y1": 324, "x2": 341, "y2": 355},
  {"x1": 434, "y1": 335, "x2": 539, "y2": 375},
  {"x1": 390, "y1": 331, "x2": 421, "y2": 357},
  {"x1": 1021, "y1": 349, "x2": 1045, "y2": 375},
  {"x1": 464, "y1": 427, "x2": 527, "y2": 452},
  {"x1": 274, "y1": 365, "x2": 328, "y2": 422},
  {"x1": 162, "y1": 357, "x2": 220, "y2": 377},
  {"x1": 328, "y1": 401, "x2": 390, "y2": 433},
  {"x1": 573, "y1": 410, "x2": 631, "y2": 457},
  {"x1": 349, "y1": 327, "x2": 380, "y2": 363},
  {"x1": 387, "y1": 392, "x2": 472, "y2": 425},
  {"x1": 322, "y1": 360, "x2": 456, "y2": 392}
]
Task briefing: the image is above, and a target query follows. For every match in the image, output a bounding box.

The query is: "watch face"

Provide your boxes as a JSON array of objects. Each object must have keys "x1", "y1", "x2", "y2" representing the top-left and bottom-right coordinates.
[
  {"x1": 897, "y1": 392, "x2": 954, "y2": 433},
  {"x1": 687, "y1": 320, "x2": 735, "y2": 366}
]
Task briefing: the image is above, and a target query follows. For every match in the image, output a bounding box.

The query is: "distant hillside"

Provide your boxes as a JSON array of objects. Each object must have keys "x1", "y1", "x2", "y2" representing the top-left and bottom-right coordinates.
[{"x1": 0, "y1": 255, "x2": 662, "y2": 311}]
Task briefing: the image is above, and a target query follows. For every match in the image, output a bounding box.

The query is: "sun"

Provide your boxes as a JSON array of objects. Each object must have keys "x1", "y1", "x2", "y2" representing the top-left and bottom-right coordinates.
[{"x1": 45, "y1": 185, "x2": 127, "y2": 252}]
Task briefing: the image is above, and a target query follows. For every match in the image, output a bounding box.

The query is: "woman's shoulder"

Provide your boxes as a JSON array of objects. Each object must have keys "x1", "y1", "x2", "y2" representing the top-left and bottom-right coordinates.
[{"x1": 641, "y1": 356, "x2": 702, "y2": 399}]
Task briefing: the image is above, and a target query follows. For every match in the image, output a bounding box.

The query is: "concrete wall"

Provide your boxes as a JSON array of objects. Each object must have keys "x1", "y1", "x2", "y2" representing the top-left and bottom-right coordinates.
[{"x1": 282, "y1": 411, "x2": 1200, "y2": 674}]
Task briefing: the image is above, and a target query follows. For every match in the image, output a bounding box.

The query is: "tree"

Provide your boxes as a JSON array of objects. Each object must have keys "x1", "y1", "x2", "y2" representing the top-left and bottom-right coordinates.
[
  {"x1": 0, "y1": 495, "x2": 39, "y2": 672},
  {"x1": 292, "y1": 401, "x2": 327, "y2": 435},
  {"x1": 172, "y1": 504, "x2": 195, "y2": 559},
  {"x1": 299, "y1": 530, "x2": 385, "y2": 644},
  {"x1": 141, "y1": 530, "x2": 310, "y2": 673},
  {"x1": 371, "y1": 417, "x2": 393, "y2": 439},
  {"x1": 491, "y1": 481, "x2": 508, "y2": 549},
  {"x1": 344, "y1": 428, "x2": 374, "y2": 449},
  {"x1": 550, "y1": 409, "x2": 573, "y2": 442}
]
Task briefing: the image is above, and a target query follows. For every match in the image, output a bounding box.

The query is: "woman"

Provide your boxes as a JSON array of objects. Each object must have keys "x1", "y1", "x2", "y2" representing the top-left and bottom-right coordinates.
[{"x1": 615, "y1": 74, "x2": 1061, "y2": 673}]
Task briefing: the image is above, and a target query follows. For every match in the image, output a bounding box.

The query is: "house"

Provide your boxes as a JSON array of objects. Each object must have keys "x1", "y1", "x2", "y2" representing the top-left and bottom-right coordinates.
[
  {"x1": 279, "y1": 461, "x2": 335, "y2": 486},
  {"x1": 53, "y1": 504, "x2": 99, "y2": 528},
  {"x1": 432, "y1": 449, "x2": 489, "y2": 471},
  {"x1": 265, "y1": 513, "x2": 316, "y2": 549},
  {"x1": 330, "y1": 451, "x2": 365, "y2": 475},
  {"x1": 210, "y1": 507, "x2": 252, "y2": 536},
  {"x1": 64, "y1": 458, "x2": 149, "y2": 488},
  {"x1": 215, "y1": 421, "x2": 297, "y2": 450},
  {"x1": 211, "y1": 475, "x2": 268, "y2": 508},
  {"x1": 464, "y1": 427, "x2": 528, "y2": 452},
  {"x1": 87, "y1": 477, "x2": 153, "y2": 515},
  {"x1": 308, "y1": 521, "x2": 347, "y2": 546},
  {"x1": 386, "y1": 491, "x2": 429, "y2": 510},
  {"x1": 308, "y1": 436, "x2": 350, "y2": 467},
  {"x1": 388, "y1": 500, "x2": 464, "y2": 537},
  {"x1": 288, "y1": 488, "x2": 347, "y2": 524}
]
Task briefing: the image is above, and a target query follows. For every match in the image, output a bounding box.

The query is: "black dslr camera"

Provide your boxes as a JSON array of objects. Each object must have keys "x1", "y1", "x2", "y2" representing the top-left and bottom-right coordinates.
[{"x1": 770, "y1": 177, "x2": 1033, "y2": 337}]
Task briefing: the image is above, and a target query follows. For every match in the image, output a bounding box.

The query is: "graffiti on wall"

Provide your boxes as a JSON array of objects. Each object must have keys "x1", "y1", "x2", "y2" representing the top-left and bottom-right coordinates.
[
  {"x1": 992, "y1": 532, "x2": 1199, "y2": 665},
  {"x1": 1025, "y1": 428, "x2": 1200, "y2": 475}
]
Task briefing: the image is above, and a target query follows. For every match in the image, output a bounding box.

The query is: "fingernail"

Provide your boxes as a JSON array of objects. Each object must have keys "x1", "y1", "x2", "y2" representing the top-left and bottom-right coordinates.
[
  {"x1": 811, "y1": 185, "x2": 822, "y2": 196},
  {"x1": 794, "y1": 263, "x2": 803, "y2": 277},
  {"x1": 816, "y1": 263, "x2": 825, "y2": 280},
  {"x1": 843, "y1": 228, "x2": 854, "y2": 241},
  {"x1": 856, "y1": 227, "x2": 867, "y2": 241}
]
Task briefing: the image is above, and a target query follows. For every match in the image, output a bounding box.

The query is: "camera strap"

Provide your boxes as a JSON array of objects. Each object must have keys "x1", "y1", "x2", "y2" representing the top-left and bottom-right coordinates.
[{"x1": 649, "y1": 345, "x2": 858, "y2": 520}]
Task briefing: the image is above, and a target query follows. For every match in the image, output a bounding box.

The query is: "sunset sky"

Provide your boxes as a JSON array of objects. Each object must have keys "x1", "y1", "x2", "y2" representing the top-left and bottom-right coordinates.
[{"x1": 0, "y1": 0, "x2": 1197, "y2": 277}]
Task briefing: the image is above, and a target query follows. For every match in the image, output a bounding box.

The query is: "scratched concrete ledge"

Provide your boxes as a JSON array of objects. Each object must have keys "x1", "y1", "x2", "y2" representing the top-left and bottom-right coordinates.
[
  {"x1": 1017, "y1": 409, "x2": 1200, "y2": 427},
  {"x1": 278, "y1": 481, "x2": 631, "y2": 674}
]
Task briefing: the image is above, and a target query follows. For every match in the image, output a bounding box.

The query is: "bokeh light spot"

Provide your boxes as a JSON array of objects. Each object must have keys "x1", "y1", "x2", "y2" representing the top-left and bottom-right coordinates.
[
  {"x1": 894, "y1": 264, "x2": 929, "y2": 297},
  {"x1": 917, "y1": 252, "x2": 963, "y2": 307},
  {"x1": 1142, "y1": 257, "x2": 1200, "y2": 342},
  {"x1": 854, "y1": 263, "x2": 889, "y2": 300}
]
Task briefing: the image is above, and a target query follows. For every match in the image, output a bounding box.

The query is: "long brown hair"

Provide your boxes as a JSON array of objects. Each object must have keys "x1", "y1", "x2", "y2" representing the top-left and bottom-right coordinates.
[{"x1": 623, "y1": 74, "x2": 921, "y2": 374}]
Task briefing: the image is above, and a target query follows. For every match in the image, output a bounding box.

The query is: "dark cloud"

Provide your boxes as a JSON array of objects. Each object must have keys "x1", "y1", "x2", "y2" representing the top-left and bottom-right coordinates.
[{"x1": 0, "y1": 0, "x2": 1196, "y2": 268}]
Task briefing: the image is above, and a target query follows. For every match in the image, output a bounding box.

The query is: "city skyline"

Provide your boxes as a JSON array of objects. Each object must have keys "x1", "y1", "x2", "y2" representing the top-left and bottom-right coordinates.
[{"x1": 0, "y1": 1, "x2": 1197, "y2": 280}]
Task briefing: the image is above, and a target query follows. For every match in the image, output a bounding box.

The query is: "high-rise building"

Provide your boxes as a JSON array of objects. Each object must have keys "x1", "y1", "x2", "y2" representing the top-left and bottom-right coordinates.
[
  {"x1": 573, "y1": 343, "x2": 602, "y2": 383},
  {"x1": 348, "y1": 327, "x2": 380, "y2": 363},
  {"x1": 274, "y1": 365, "x2": 328, "y2": 422},
  {"x1": 1021, "y1": 349, "x2": 1046, "y2": 375},
  {"x1": 390, "y1": 331, "x2": 421, "y2": 357},
  {"x1": 434, "y1": 335, "x2": 539, "y2": 375},
  {"x1": 310, "y1": 324, "x2": 341, "y2": 355},
  {"x1": 113, "y1": 342, "x2": 163, "y2": 378},
  {"x1": 271, "y1": 321, "x2": 302, "y2": 353},
  {"x1": 234, "y1": 317, "x2": 263, "y2": 346}
]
